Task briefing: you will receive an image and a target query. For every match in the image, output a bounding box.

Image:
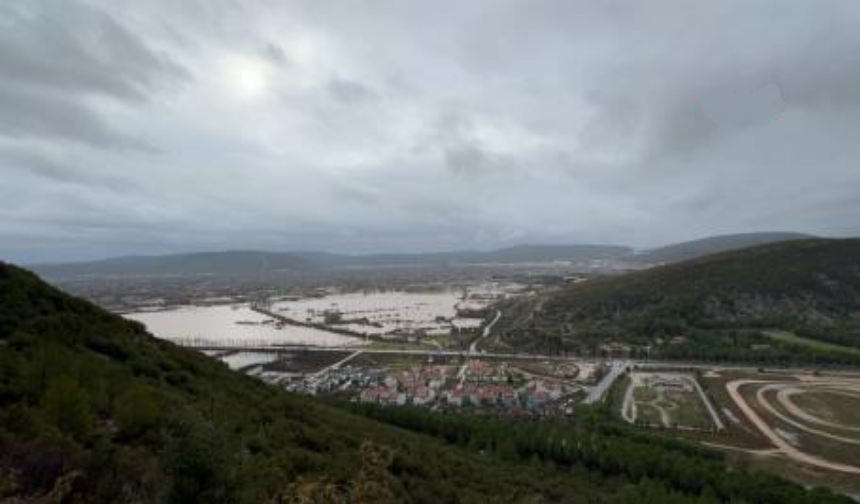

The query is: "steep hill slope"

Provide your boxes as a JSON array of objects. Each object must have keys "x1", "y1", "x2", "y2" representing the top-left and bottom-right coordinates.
[
  {"x1": 0, "y1": 262, "x2": 594, "y2": 503},
  {"x1": 0, "y1": 263, "x2": 850, "y2": 503},
  {"x1": 632, "y1": 232, "x2": 812, "y2": 265},
  {"x1": 497, "y1": 239, "x2": 860, "y2": 359}
]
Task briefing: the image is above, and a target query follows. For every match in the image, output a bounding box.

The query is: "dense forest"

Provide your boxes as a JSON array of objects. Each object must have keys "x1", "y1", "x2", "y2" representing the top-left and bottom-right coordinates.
[
  {"x1": 495, "y1": 239, "x2": 860, "y2": 363},
  {"x1": 0, "y1": 262, "x2": 853, "y2": 503}
]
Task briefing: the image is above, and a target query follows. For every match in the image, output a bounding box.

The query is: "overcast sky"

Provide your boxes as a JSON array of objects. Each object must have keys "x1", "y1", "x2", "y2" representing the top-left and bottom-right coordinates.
[{"x1": 3, "y1": 1, "x2": 860, "y2": 262}]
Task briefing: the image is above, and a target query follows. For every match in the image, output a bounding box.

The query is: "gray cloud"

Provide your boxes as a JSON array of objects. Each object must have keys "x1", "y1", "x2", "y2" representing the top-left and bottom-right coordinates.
[
  {"x1": 0, "y1": 146, "x2": 135, "y2": 192},
  {"x1": 1, "y1": 0, "x2": 860, "y2": 262},
  {"x1": 260, "y1": 42, "x2": 291, "y2": 67},
  {"x1": 327, "y1": 76, "x2": 376, "y2": 103},
  {"x1": 0, "y1": 2, "x2": 183, "y2": 99},
  {"x1": 0, "y1": 1, "x2": 184, "y2": 148},
  {"x1": 699, "y1": 83, "x2": 784, "y2": 128},
  {"x1": 0, "y1": 82, "x2": 145, "y2": 149},
  {"x1": 444, "y1": 143, "x2": 489, "y2": 177}
]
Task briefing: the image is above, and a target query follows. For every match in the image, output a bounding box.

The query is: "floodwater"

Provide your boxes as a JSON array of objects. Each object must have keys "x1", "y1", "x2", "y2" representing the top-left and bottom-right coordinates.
[
  {"x1": 125, "y1": 304, "x2": 364, "y2": 347},
  {"x1": 220, "y1": 351, "x2": 279, "y2": 370},
  {"x1": 272, "y1": 290, "x2": 489, "y2": 337}
]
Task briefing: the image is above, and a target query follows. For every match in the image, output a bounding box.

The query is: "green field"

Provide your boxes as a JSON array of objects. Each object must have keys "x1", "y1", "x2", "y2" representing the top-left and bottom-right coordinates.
[
  {"x1": 790, "y1": 390, "x2": 860, "y2": 427},
  {"x1": 637, "y1": 403, "x2": 665, "y2": 425},
  {"x1": 633, "y1": 385, "x2": 658, "y2": 402},
  {"x1": 762, "y1": 330, "x2": 860, "y2": 357},
  {"x1": 624, "y1": 373, "x2": 716, "y2": 430},
  {"x1": 670, "y1": 392, "x2": 713, "y2": 429}
]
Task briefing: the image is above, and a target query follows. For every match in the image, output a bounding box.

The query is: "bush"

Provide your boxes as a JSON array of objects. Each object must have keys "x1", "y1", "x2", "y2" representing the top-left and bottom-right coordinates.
[
  {"x1": 115, "y1": 383, "x2": 161, "y2": 438},
  {"x1": 40, "y1": 375, "x2": 93, "y2": 441}
]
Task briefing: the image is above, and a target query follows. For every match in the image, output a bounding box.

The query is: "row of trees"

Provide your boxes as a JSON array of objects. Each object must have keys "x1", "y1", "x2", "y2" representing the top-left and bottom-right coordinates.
[
  {"x1": 655, "y1": 329, "x2": 860, "y2": 366},
  {"x1": 346, "y1": 402, "x2": 852, "y2": 504}
]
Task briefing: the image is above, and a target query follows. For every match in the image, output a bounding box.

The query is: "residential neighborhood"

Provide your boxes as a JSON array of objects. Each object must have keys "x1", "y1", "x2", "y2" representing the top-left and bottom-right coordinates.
[{"x1": 285, "y1": 357, "x2": 601, "y2": 415}]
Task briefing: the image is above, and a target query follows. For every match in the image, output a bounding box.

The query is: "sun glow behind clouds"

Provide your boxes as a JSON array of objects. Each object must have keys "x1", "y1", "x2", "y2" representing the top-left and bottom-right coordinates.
[{"x1": 222, "y1": 55, "x2": 272, "y2": 101}]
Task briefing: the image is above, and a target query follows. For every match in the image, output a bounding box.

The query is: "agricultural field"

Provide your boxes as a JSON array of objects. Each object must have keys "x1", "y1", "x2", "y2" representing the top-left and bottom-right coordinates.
[{"x1": 620, "y1": 371, "x2": 723, "y2": 431}]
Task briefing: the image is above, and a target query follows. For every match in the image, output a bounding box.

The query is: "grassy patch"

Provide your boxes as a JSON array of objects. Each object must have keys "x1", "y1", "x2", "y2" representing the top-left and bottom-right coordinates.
[
  {"x1": 638, "y1": 403, "x2": 664, "y2": 426},
  {"x1": 633, "y1": 386, "x2": 658, "y2": 402},
  {"x1": 671, "y1": 393, "x2": 713, "y2": 430},
  {"x1": 791, "y1": 391, "x2": 860, "y2": 426},
  {"x1": 762, "y1": 331, "x2": 860, "y2": 357}
]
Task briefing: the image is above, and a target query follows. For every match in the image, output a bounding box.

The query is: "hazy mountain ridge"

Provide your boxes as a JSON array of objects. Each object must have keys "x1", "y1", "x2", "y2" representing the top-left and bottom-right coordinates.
[
  {"x1": 27, "y1": 233, "x2": 811, "y2": 279},
  {"x1": 30, "y1": 244, "x2": 632, "y2": 279},
  {"x1": 296, "y1": 244, "x2": 633, "y2": 268}
]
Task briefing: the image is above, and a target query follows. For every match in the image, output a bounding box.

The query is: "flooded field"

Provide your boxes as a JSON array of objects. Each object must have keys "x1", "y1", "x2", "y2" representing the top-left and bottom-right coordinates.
[
  {"x1": 271, "y1": 283, "x2": 519, "y2": 338},
  {"x1": 125, "y1": 304, "x2": 364, "y2": 347},
  {"x1": 125, "y1": 282, "x2": 522, "y2": 348}
]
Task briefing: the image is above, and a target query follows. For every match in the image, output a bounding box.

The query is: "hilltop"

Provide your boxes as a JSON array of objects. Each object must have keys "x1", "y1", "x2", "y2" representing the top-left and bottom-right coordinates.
[
  {"x1": 631, "y1": 232, "x2": 813, "y2": 265},
  {"x1": 496, "y1": 239, "x2": 860, "y2": 361},
  {"x1": 0, "y1": 262, "x2": 850, "y2": 503}
]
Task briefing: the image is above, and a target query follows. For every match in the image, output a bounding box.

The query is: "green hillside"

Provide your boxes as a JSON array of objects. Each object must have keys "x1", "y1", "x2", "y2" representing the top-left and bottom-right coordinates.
[
  {"x1": 631, "y1": 232, "x2": 812, "y2": 264},
  {"x1": 497, "y1": 239, "x2": 860, "y2": 361},
  {"x1": 0, "y1": 262, "x2": 851, "y2": 503}
]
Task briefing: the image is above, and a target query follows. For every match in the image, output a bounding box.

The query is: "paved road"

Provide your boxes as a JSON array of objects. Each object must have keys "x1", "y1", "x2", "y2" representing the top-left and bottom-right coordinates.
[
  {"x1": 187, "y1": 343, "x2": 602, "y2": 363},
  {"x1": 621, "y1": 377, "x2": 636, "y2": 422},
  {"x1": 691, "y1": 375, "x2": 726, "y2": 430},
  {"x1": 584, "y1": 360, "x2": 630, "y2": 404},
  {"x1": 310, "y1": 350, "x2": 363, "y2": 380},
  {"x1": 469, "y1": 309, "x2": 502, "y2": 354},
  {"x1": 180, "y1": 341, "x2": 860, "y2": 378}
]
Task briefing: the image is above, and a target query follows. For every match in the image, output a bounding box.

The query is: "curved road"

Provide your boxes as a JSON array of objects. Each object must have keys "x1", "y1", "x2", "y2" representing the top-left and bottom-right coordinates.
[
  {"x1": 584, "y1": 360, "x2": 629, "y2": 405},
  {"x1": 469, "y1": 309, "x2": 502, "y2": 354},
  {"x1": 726, "y1": 379, "x2": 860, "y2": 474},
  {"x1": 756, "y1": 384, "x2": 860, "y2": 445}
]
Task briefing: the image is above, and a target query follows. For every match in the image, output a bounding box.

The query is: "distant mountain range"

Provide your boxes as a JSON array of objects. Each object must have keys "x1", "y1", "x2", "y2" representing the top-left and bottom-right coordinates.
[
  {"x1": 28, "y1": 244, "x2": 632, "y2": 278},
  {"x1": 28, "y1": 232, "x2": 814, "y2": 279},
  {"x1": 293, "y1": 244, "x2": 633, "y2": 269}
]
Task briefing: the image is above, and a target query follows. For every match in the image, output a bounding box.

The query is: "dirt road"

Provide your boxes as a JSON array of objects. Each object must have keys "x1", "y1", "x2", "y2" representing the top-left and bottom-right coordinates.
[{"x1": 726, "y1": 379, "x2": 860, "y2": 474}]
